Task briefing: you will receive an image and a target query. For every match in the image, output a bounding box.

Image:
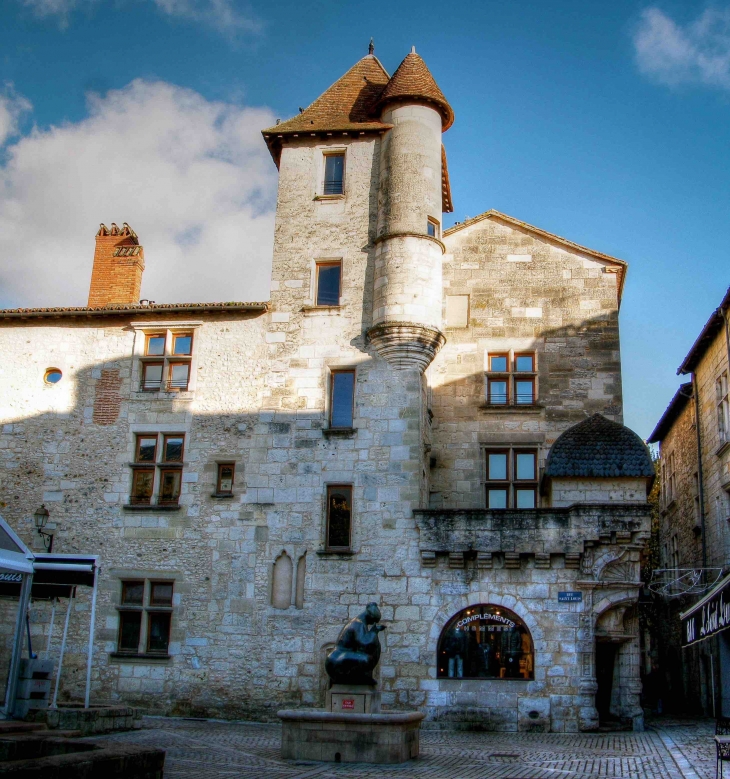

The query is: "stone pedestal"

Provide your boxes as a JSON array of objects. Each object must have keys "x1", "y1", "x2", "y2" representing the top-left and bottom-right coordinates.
[
  {"x1": 279, "y1": 709, "x2": 425, "y2": 764},
  {"x1": 326, "y1": 684, "x2": 380, "y2": 714}
]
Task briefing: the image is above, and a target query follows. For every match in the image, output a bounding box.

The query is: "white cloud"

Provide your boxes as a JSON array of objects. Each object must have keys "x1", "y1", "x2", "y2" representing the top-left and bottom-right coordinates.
[
  {"x1": 633, "y1": 6, "x2": 730, "y2": 89},
  {"x1": 0, "y1": 80, "x2": 277, "y2": 308},
  {"x1": 0, "y1": 87, "x2": 32, "y2": 147},
  {"x1": 18, "y1": 0, "x2": 260, "y2": 36}
]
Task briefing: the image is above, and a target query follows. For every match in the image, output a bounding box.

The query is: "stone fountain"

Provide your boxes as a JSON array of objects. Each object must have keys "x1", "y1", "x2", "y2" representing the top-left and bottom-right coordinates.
[{"x1": 278, "y1": 603, "x2": 424, "y2": 763}]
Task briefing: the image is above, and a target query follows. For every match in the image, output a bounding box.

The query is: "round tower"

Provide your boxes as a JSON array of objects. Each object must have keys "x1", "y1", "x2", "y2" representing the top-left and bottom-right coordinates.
[{"x1": 367, "y1": 48, "x2": 454, "y2": 372}]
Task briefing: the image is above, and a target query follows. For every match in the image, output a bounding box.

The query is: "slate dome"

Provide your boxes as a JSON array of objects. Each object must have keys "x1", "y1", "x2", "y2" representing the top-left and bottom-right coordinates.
[{"x1": 544, "y1": 414, "x2": 654, "y2": 479}]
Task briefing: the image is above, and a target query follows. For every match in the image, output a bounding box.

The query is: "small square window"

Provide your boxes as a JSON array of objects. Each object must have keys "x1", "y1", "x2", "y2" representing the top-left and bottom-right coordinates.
[
  {"x1": 217, "y1": 463, "x2": 235, "y2": 494},
  {"x1": 488, "y1": 379, "x2": 508, "y2": 405},
  {"x1": 145, "y1": 334, "x2": 165, "y2": 356},
  {"x1": 326, "y1": 485, "x2": 352, "y2": 550},
  {"x1": 131, "y1": 469, "x2": 154, "y2": 504},
  {"x1": 163, "y1": 435, "x2": 184, "y2": 462},
  {"x1": 323, "y1": 153, "x2": 344, "y2": 195},
  {"x1": 515, "y1": 487, "x2": 536, "y2": 509},
  {"x1": 330, "y1": 370, "x2": 355, "y2": 428},
  {"x1": 487, "y1": 452, "x2": 508, "y2": 481},
  {"x1": 121, "y1": 581, "x2": 144, "y2": 605},
  {"x1": 168, "y1": 362, "x2": 190, "y2": 391},
  {"x1": 515, "y1": 353, "x2": 535, "y2": 372},
  {"x1": 141, "y1": 362, "x2": 163, "y2": 391},
  {"x1": 159, "y1": 469, "x2": 181, "y2": 504},
  {"x1": 427, "y1": 218, "x2": 440, "y2": 238},
  {"x1": 172, "y1": 333, "x2": 193, "y2": 356},
  {"x1": 315, "y1": 261, "x2": 342, "y2": 306},
  {"x1": 147, "y1": 612, "x2": 172, "y2": 654},
  {"x1": 135, "y1": 435, "x2": 158, "y2": 462},
  {"x1": 487, "y1": 489, "x2": 508, "y2": 509},
  {"x1": 489, "y1": 354, "x2": 508, "y2": 372},
  {"x1": 118, "y1": 611, "x2": 142, "y2": 652},
  {"x1": 150, "y1": 581, "x2": 173, "y2": 607}
]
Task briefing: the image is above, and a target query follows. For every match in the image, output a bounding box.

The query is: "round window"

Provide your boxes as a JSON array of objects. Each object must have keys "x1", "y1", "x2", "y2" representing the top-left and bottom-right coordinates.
[
  {"x1": 44, "y1": 368, "x2": 62, "y2": 385},
  {"x1": 437, "y1": 604, "x2": 534, "y2": 680}
]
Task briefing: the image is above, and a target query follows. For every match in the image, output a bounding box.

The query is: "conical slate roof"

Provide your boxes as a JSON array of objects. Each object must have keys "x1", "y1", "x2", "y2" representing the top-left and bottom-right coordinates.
[
  {"x1": 377, "y1": 50, "x2": 454, "y2": 130},
  {"x1": 544, "y1": 414, "x2": 655, "y2": 479},
  {"x1": 262, "y1": 55, "x2": 391, "y2": 137}
]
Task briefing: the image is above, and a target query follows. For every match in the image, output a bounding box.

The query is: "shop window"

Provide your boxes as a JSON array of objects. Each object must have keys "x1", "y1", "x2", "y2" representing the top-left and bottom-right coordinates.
[
  {"x1": 326, "y1": 485, "x2": 352, "y2": 550},
  {"x1": 485, "y1": 447, "x2": 538, "y2": 509},
  {"x1": 330, "y1": 370, "x2": 355, "y2": 428},
  {"x1": 315, "y1": 261, "x2": 342, "y2": 306},
  {"x1": 139, "y1": 330, "x2": 194, "y2": 392},
  {"x1": 130, "y1": 433, "x2": 185, "y2": 506},
  {"x1": 437, "y1": 604, "x2": 534, "y2": 680},
  {"x1": 116, "y1": 579, "x2": 174, "y2": 656}
]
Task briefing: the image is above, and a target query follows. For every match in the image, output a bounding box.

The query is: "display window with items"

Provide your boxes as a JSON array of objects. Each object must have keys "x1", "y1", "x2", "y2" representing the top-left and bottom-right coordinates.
[{"x1": 437, "y1": 604, "x2": 534, "y2": 680}]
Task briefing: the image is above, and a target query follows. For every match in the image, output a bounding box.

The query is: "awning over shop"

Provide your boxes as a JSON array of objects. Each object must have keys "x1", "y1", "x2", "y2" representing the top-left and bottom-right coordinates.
[{"x1": 681, "y1": 572, "x2": 730, "y2": 647}]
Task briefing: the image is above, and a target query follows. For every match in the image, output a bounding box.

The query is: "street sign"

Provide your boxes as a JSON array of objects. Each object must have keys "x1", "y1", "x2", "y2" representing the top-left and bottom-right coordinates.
[{"x1": 558, "y1": 591, "x2": 582, "y2": 603}]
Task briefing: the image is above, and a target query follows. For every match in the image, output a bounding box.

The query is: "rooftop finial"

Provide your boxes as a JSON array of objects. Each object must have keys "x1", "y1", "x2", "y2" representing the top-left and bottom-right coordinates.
[
  {"x1": 411, "y1": 45, "x2": 416, "y2": 54},
  {"x1": 368, "y1": 38, "x2": 374, "y2": 55}
]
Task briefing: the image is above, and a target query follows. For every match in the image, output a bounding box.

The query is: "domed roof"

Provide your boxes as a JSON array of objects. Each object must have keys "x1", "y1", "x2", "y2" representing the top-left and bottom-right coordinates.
[
  {"x1": 545, "y1": 414, "x2": 655, "y2": 479},
  {"x1": 376, "y1": 50, "x2": 454, "y2": 131}
]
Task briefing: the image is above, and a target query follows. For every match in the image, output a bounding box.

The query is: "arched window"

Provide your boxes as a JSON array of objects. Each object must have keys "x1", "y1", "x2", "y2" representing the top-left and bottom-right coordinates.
[{"x1": 437, "y1": 604, "x2": 534, "y2": 680}]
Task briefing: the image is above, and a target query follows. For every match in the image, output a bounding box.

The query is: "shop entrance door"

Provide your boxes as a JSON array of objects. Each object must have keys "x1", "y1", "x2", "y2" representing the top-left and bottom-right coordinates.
[{"x1": 595, "y1": 642, "x2": 618, "y2": 724}]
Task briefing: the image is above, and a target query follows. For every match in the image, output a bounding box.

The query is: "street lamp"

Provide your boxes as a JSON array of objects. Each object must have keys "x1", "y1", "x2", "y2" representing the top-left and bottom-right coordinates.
[{"x1": 33, "y1": 505, "x2": 53, "y2": 552}]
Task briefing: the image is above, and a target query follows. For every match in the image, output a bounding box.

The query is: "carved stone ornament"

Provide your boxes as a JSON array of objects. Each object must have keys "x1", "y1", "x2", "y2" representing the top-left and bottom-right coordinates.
[
  {"x1": 325, "y1": 602, "x2": 386, "y2": 686},
  {"x1": 601, "y1": 560, "x2": 635, "y2": 582}
]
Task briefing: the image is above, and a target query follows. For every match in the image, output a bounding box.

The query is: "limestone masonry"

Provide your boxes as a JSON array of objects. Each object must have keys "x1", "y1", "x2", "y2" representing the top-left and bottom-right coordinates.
[{"x1": 0, "y1": 46, "x2": 654, "y2": 732}]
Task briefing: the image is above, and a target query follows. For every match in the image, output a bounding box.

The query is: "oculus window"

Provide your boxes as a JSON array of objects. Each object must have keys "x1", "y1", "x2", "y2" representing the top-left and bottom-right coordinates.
[{"x1": 437, "y1": 604, "x2": 534, "y2": 680}]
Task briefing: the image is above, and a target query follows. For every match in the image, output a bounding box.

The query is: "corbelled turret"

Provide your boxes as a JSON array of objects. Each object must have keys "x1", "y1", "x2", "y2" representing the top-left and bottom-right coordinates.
[{"x1": 367, "y1": 48, "x2": 454, "y2": 372}]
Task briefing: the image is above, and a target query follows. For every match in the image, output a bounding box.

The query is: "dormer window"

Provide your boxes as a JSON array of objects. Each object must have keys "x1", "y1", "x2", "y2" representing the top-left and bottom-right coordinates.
[{"x1": 323, "y1": 152, "x2": 345, "y2": 195}]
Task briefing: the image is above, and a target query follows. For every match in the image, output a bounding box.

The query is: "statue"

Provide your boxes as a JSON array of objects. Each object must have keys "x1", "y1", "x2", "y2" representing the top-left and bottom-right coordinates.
[{"x1": 325, "y1": 602, "x2": 386, "y2": 686}]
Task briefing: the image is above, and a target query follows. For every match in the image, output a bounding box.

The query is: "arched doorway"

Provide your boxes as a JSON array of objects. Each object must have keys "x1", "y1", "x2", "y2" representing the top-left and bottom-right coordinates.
[{"x1": 437, "y1": 604, "x2": 534, "y2": 680}]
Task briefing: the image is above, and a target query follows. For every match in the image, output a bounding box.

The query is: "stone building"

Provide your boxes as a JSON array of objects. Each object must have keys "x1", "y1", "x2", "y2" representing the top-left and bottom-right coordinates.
[
  {"x1": 647, "y1": 286, "x2": 730, "y2": 715},
  {"x1": 0, "y1": 46, "x2": 654, "y2": 731}
]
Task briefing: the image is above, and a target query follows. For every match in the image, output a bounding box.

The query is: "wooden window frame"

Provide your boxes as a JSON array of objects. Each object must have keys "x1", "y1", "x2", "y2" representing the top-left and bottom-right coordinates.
[
  {"x1": 329, "y1": 369, "x2": 356, "y2": 429},
  {"x1": 171, "y1": 332, "x2": 193, "y2": 356},
  {"x1": 315, "y1": 260, "x2": 342, "y2": 307},
  {"x1": 322, "y1": 151, "x2": 345, "y2": 196},
  {"x1": 162, "y1": 434, "x2": 185, "y2": 463},
  {"x1": 144, "y1": 333, "x2": 166, "y2": 357},
  {"x1": 130, "y1": 468, "x2": 155, "y2": 505},
  {"x1": 128, "y1": 433, "x2": 186, "y2": 506},
  {"x1": 514, "y1": 377, "x2": 536, "y2": 405},
  {"x1": 141, "y1": 361, "x2": 164, "y2": 392},
  {"x1": 146, "y1": 611, "x2": 172, "y2": 655},
  {"x1": 116, "y1": 579, "x2": 174, "y2": 657},
  {"x1": 149, "y1": 581, "x2": 174, "y2": 607},
  {"x1": 167, "y1": 361, "x2": 190, "y2": 392},
  {"x1": 487, "y1": 377, "x2": 509, "y2": 405},
  {"x1": 121, "y1": 580, "x2": 145, "y2": 606},
  {"x1": 158, "y1": 468, "x2": 182, "y2": 506},
  {"x1": 514, "y1": 352, "x2": 535, "y2": 372},
  {"x1": 216, "y1": 463, "x2": 235, "y2": 496},
  {"x1": 137, "y1": 328, "x2": 196, "y2": 394},
  {"x1": 325, "y1": 484, "x2": 353, "y2": 551},
  {"x1": 485, "y1": 351, "x2": 537, "y2": 406},
  {"x1": 484, "y1": 447, "x2": 539, "y2": 509},
  {"x1": 117, "y1": 610, "x2": 143, "y2": 654},
  {"x1": 135, "y1": 434, "x2": 158, "y2": 463},
  {"x1": 427, "y1": 217, "x2": 440, "y2": 238},
  {"x1": 485, "y1": 449, "x2": 510, "y2": 509},
  {"x1": 488, "y1": 353, "x2": 509, "y2": 373}
]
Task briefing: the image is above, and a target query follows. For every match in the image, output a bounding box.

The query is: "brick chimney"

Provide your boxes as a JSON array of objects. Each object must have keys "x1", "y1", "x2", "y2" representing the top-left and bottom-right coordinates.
[{"x1": 88, "y1": 223, "x2": 145, "y2": 307}]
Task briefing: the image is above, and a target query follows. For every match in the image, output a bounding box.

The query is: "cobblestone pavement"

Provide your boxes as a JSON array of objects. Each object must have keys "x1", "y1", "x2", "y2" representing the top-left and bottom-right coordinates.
[
  {"x1": 86, "y1": 716, "x2": 720, "y2": 779},
  {"x1": 650, "y1": 718, "x2": 715, "y2": 779}
]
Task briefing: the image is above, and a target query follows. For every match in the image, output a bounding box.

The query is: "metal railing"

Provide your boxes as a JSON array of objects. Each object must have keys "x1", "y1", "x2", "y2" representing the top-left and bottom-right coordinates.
[{"x1": 323, "y1": 178, "x2": 343, "y2": 195}]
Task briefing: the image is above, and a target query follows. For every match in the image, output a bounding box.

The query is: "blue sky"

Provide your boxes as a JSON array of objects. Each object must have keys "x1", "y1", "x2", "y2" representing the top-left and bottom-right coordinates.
[{"x1": 1, "y1": 0, "x2": 729, "y2": 439}]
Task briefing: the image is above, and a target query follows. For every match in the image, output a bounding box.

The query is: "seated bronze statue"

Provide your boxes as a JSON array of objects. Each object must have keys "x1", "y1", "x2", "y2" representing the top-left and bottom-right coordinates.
[{"x1": 325, "y1": 602, "x2": 386, "y2": 686}]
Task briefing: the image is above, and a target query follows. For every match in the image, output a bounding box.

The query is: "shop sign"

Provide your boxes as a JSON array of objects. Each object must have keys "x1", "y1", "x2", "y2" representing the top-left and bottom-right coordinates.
[
  {"x1": 455, "y1": 612, "x2": 516, "y2": 630},
  {"x1": 558, "y1": 592, "x2": 582, "y2": 603},
  {"x1": 0, "y1": 571, "x2": 23, "y2": 583},
  {"x1": 682, "y1": 577, "x2": 730, "y2": 647}
]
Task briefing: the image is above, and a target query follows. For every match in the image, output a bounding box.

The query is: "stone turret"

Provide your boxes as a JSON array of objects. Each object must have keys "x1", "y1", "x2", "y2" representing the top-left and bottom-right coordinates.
[{"x1": 367, "y1": 48, "x2": 454, "y2": 372}]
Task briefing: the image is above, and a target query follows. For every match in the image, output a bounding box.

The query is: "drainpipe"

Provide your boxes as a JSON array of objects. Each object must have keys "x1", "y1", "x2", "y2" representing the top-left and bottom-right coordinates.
[{"x1": 692, "y1": 371, "x2": 707, "y2": 572}]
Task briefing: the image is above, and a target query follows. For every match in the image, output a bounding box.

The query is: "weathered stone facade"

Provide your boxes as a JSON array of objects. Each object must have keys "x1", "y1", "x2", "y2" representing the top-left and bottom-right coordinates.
[{"x1": 0, "y1": 47, "x2": 653, "y2": 732}]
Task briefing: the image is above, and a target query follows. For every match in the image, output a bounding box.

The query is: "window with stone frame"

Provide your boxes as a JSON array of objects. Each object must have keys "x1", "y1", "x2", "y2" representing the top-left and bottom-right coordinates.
[
  {"x1": 484, "y1": 448, "x2": 539, "y2": 509},
  {"x1": 130, "y1": 433, "x2": 185, "y2": 506},
  {"x1": 215, "y1": 463, "x2": 235, "y2": 496},
  {"x1": 116, "y1": 579, "x2": 174, "y2": 656},
  {"x1": 325, "y1": 485, "x2": 352, "y2": 550},
  {"x1": 315, "y1": 261, "x2": 342, "y2": 306},
  {"x1": 663, "y1": 451, "x2": 676, "y2": 506},
  {"x1": 485, "y1": 351, "x2": 537, "y2": 406},
  {"x1": 140, "y1": 330, "x2": 193, "y2": 392},
  {"x1": 329, "y1": 369, "x2": 355, "y2": 429},
  {"x1": 717, "y1": 372, "x2": 729, "y2": 444},
  {"x1": 322, "y1": 151, "x2": 345, "y2": 195}
]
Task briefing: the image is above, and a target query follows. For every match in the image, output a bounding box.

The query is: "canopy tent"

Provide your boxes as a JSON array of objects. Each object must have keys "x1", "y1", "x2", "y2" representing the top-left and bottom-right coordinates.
[
  {"x1": 0, "y1": 515, "x2": 100, "y2": 717},
  {"x1": 0, "y1": 515, "x2": 34, "y2": 718}
]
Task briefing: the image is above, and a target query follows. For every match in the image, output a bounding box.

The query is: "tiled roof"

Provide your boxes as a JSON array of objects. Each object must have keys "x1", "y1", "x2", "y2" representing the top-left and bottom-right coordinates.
[
  {"x1": 647, "y1": 382, "x2": 693, "y2": 443},
  {"x1": 376, "y1": 50, "x2": 454, "y2": 131},
  {"x1": 544, "y1": 414, "x2": 655, "y2": 479},
  {"x1": 0, "y1": 302, "x2": 269, "y2": 320},
  {"x1": 444, "y1": 210, "x2": 628, "y2": 305},
  {"x1": 441, "y1": 145, "x2": 453, "y2": 213},
  {"x1": 262, "y1": 55, "x2": 392, "y2": 164},
  {"x1": 677, "y1": 286, "x2": 730, "y2": 375}
]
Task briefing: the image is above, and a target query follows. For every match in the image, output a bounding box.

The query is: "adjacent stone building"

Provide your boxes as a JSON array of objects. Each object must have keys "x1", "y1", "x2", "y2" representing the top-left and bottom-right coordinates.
[
  {"x1": 648, "y1": 286, "x2": 730, "y2": 715},
  {"x1": 0, "y1": 45, "x2": 654, "y2": 731}
]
